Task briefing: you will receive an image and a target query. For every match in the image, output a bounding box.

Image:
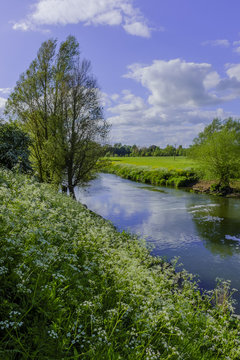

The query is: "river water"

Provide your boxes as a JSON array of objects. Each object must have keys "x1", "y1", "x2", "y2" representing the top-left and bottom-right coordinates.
[{"x1": 76, "y1": 173, "x2": 240, "y2": 310}]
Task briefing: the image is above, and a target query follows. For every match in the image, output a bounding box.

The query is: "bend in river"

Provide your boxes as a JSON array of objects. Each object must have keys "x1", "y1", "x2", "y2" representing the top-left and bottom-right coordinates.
[{"x1": 75, "y1": 173, "x2": 240, "y2": 311}]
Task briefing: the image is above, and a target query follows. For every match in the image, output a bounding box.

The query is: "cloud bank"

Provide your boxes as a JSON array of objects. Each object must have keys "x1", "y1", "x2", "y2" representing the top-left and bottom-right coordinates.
[
  {"x1": 106, "y1": 59, "x2": 240, "y2": 146},
  {"x1": 125, "y1": 59, "x2": 222, "y2": 108},
  {"x1": 13, "y1": 0, "x2": 151, "y2": 37}
]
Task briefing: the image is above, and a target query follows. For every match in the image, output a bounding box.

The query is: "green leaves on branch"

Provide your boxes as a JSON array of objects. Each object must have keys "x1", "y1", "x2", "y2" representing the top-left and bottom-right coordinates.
[{"x1": 5, "y1": 36, "x2": 109, "y2": 196}]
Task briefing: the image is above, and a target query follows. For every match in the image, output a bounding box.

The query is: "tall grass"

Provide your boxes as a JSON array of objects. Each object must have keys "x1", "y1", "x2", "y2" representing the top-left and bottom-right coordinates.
[{"x1": 0, "y1": 169, "x2": 239, "y2": 359}]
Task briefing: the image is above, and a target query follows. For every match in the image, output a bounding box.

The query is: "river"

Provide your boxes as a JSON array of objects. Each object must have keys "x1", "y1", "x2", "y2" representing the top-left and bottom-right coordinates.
[{"x1": 75, "y1": 173, "x2": 240, "y2": 311}]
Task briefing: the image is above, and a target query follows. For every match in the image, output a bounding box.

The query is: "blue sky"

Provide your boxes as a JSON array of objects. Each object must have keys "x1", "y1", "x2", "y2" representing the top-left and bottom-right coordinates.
[{"x1": 1, "y1": 0, "x2": 240, "y2": 146}]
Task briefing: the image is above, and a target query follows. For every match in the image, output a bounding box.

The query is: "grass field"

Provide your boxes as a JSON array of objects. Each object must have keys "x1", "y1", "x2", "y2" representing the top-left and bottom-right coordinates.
[{"x1": 109, "y1": 156, "x2": 197, "y2": 170}]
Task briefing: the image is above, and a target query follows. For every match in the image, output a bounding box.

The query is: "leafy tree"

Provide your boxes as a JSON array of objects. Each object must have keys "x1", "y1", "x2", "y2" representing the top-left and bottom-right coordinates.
[
  {"x1": 63, "y1": 60, "x2": 109, "y2": 196},
  {"x1": 190, "y1": 118, "x2": 240, "y2": 189},
  {"x1": 5, "y1": 38, "x2": 64, "y2": 183},
  {"x1": 0, "y1": 121, "x2": 32, "y2": 172},
  {"x1": 5, "y1": 36, "x2": 109, "y2": 197}
]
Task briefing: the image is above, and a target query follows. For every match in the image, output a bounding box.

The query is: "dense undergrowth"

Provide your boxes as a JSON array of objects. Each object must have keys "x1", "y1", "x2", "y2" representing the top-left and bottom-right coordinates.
[
  {"x1": 103, "y1": 163, "x2": 198, "y2": 188},
  {"x1": 0, "y1": 169, "x2": 239, "y2": 359}
]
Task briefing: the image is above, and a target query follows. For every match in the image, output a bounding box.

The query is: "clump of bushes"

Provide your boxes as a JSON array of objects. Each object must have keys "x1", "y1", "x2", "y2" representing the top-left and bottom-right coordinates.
[
  {"x1": 0, "y1": 169, "x2": 239, "y2": 359},
  {"x1": 103, "y1": 163, "x2": 198, "y2": 188},
  {"x1": 0, "y1": 121, "x2": 32, "y2": 173}
]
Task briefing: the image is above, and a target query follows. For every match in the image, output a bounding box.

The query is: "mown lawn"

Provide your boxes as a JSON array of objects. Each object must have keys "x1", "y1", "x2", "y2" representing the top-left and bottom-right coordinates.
[{"x1": 108, "y1": 156, "x2": 198, "y2": 171}]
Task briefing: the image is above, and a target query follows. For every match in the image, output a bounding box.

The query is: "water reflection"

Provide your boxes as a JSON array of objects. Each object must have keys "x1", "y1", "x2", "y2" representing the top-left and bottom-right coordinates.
[
  {"x1": 76, "y1": 174, "x2": 240, "y2": 257},
  {"x1": 75, "y1": 173, "x2": 240, "y2": 309},
  {"x1": 187, "y1": 200, "x2": 240, "y2": 257}
]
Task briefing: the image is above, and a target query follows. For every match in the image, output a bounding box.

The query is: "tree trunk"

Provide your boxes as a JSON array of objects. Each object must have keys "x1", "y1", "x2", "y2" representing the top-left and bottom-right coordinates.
[
  {"x1": 62, "y1": 185, "x2": 67, "y2": 193},
  {"x1": 68, "y1": 185, "x2": 76, "y2": 200}
]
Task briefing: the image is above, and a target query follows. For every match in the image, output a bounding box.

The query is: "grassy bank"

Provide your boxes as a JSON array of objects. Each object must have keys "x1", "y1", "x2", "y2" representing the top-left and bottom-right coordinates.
[
  {"x1": 103, "y1": 161, "x2": 198, "y2": 188},
  {"x1": 0, "y1": 169, "x2": 240, "y2": 359},
  {"x1": 104, "y1": 158, "x2": 240, "y2": 195}
]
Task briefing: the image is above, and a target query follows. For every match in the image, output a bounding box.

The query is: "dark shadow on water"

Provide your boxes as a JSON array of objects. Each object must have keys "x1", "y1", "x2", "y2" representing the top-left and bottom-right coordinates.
[{"x1": 138, "y1": 186, "x2": 167, "y2": 194}]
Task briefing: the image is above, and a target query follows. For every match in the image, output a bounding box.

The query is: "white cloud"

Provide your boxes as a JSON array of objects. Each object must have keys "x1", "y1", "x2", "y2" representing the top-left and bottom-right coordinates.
[
  {"x1": 13, "y1": 0, "x2": 152, "y2": 37},
  {"x1": 125, "y1": 59, "x2": 222, "y2": 109},
  {"x1": 214, "y1": 64, "x2": 240, "y2": 100},
  {"x1": 108, "y1": 90, "x2": 149, "y2": 126},
  {"x1": 0, "y1": 97, "x2": 6, "y2": 109},
  {"x1": 105, "y1": 88, "x2": 234, "y2": 146},
  {"x1": 226, "y1": 63, "x2": 240, "y2": 81},
  {"x1": 0, "y1": 88, "x2": 12, "y2": 95},
  {"x1": 105, "y1": 59, "x2": 240, "y2": 146},
  {"x1": 232, "y1": 40, "x2": 240, "y2": 54},
  {"x1": 202, "y1": 39, "x2": 230, "y2": 47},
  {"x1": 12, "y1": 22, "x2": 30, "y2": 31},
  {"x1": 234, "y1": 46, "x2": 240, "y2": 54},
  {"x1": 0, "y1": 97, "x2": 7, "y2": 118},
  {"x1": 0, "y1": 88, "x2": 11, "y2": 116},
  {"x1": 123, "y1": 21, "x2": 150, "y2": 38},
  {"x1": 203, "y1": 71, "x2": 221, "y2": 90}
]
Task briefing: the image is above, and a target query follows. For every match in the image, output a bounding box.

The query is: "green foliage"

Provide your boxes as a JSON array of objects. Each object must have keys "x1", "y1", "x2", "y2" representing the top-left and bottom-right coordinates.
[
  {"x1": 5, "y1": 36, "x2": 109, "y2": 195},
  {"x1": 0, "y1": 121, "x2": 32, "y2": 172},
  {"x1": 104, "y1": 163, "x2": 198, "y2": 188},
  {"x1": 190, "y1": 119, "x2": 240, "y2": 187},
  {"x1": 104, "y1": 143, "x2": 188, "y2": 157},
  {"x1": 0, "y1": 169, "x2": 239, "y2": 359}
]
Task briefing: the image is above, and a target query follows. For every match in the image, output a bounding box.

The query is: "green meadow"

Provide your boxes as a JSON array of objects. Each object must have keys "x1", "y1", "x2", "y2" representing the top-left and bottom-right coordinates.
[
  {"x1": 108, "y1": 156, "x2": 198, "y2": 171},
  {"x1": 104, "y1": 157, "x2": 199, "y2": 188}
]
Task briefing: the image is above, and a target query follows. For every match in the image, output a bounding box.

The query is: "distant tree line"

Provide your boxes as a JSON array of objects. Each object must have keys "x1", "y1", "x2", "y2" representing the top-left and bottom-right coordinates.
[{"x1": 104, "y1": 143, "x2": 188, "y2": 157}]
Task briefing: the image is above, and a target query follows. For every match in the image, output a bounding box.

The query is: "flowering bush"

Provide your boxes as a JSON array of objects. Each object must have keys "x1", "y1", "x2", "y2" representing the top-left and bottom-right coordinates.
[{"x1": 0, "y1": 169, "x2": 239, "y2": 359}]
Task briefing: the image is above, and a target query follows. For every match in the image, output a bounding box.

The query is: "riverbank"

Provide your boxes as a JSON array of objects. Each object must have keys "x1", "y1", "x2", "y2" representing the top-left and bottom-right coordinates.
[
  {"x1": 1, "y1": 168, "x2": 240, "y2": 359},
  {"x1": 191, "y1": 180, "x2": 240, "y2": 197},
  {"x1": 103, "y1": 163, "x2": 198, "y2": 188},
  {"x1": 103, "y1": 162, "x2": 240, "y2": 197}
]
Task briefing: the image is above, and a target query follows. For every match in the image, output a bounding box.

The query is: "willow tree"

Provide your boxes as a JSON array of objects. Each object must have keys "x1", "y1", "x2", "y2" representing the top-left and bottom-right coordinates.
[{"x1": 5, "y1": 36, "x2": 109, "y2": 197}]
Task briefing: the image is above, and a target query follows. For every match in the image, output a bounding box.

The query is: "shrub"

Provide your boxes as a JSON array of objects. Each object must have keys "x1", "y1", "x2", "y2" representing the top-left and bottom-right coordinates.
[{"x1": 0, "y1": 122, "x2": 32, "y2": 172}]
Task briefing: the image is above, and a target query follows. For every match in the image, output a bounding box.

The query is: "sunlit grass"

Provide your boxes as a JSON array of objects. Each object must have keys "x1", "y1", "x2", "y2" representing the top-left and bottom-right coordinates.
[{"x1": 108, "y1": 156, "x2": 198, "y2": 171}]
